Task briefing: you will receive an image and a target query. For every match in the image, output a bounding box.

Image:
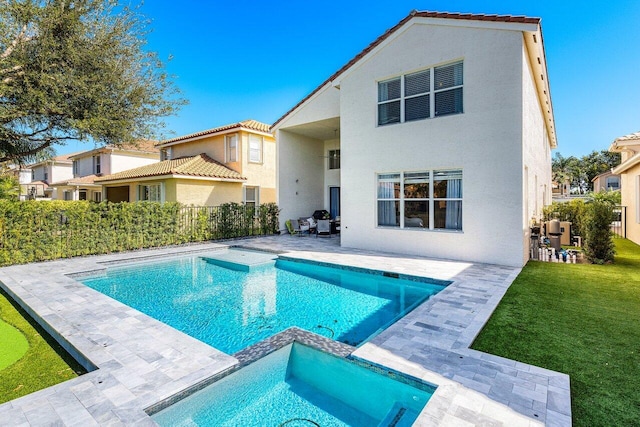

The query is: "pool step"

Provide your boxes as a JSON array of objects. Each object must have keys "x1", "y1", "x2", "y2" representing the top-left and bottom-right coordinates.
[{"x1": 379, "y1": 402, "x2": 419, "y2": 427}]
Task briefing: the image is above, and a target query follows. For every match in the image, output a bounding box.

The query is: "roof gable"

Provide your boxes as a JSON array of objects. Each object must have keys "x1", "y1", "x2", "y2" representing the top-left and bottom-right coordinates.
[{"x1": 272, "y1": 10, "x2": 556, "y2": 148}]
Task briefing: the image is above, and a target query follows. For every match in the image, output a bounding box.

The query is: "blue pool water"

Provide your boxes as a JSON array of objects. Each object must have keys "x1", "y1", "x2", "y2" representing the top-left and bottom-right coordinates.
[
  {"x1": 152, "y1": 343, "x2": 435, "y2": 426},
  {"x1": 81, "y1": 251, "x2": 445, "y2": 354}
]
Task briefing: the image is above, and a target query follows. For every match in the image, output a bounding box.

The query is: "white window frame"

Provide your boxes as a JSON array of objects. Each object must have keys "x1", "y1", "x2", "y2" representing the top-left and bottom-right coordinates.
[
  {"x1": 248, "y1": 135, "x2": 263, "y2": 163},
  {"x1": 377, "y1": 60, "x2": 463, "y2": 126},
  {"x1": 93, "y1": 155, "x2": 101, "y2": 175},
  {"x1": 328, "y1": 149, "x2": 340, "y2": 170},
  {"x1": 226, "y1": 134, "x2": 238, "y2": 163},
  {"x1": 63, "y1": 190, "x2": 73, "y2": 201},
  {"x1": 376, "y1": 169, "x2": 463, "y2": 231},
  {"x1": 138, "y1": 183, "x2": 164, "y2": 202},
  {"x1": 244, "y1": 186, "x2": 259, "y2": 211},
  {"x1": 93, "y1": 191, "x2": 102, "y2": 202},
  {"x1": 72, "y1": 160, "x2": 79, "y2": 176}
]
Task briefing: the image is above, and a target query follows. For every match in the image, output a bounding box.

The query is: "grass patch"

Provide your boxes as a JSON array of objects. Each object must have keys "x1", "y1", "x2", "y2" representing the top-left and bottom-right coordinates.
[
  {"x1": 0, "y1": 319, "x2": 28, "y2": 370},
  {"x1": 472, "y1": 239, "x2": 640, "y2": 426},
  {"x1": 0, "y1": 288, "x2": 86, "y2": 404}
]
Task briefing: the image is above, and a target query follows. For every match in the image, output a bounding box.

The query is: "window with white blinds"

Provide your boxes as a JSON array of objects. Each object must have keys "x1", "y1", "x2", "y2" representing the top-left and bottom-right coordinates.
[
  {"x1": 378, "y1": 61, "x2": 463, "y2": 126},
  {"x1": 226, "y1": 134, "x2": 238, "y2": 162},
  {"x1": 248, "y1": 135, "x2": 263, "y2": 163}
]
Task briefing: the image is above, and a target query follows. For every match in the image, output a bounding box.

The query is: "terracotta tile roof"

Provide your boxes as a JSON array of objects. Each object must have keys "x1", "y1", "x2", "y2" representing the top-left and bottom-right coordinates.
[
  {"x1": 49, "y1": 175, "x2": 100, "y2": 187},
  {"x1": 110, "y1": 140, "x2": 160, "y2": 153},
  {"x1": 272, "y1": 10, "x2": 541, "y2": 128},
  {"x1": 95, "y1": 154, "x2": 246, "y2": 182},
  {"x1": 614, "y1": 131, "x2": 640, "y2": 143},
  {"x1": 27, "y1": 180, "x2": 49, "y2": 188},
  {"x1": 28, "y1": 152, "x2": 83, "y2": 167},
  {"x1": 69, "y1": 140, "x2": 159, "y2": 160},
  {"x1": 158, "y1": 120, "x2": 271, "y2": 146}
]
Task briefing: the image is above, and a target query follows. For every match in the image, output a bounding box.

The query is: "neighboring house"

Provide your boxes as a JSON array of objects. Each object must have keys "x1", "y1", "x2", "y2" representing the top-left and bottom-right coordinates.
[
  {"x1": 4, "y1": 164, "x2": 39, "y2": 200},
  {"x1": 591, "y1": 170, "x2": 620, "y2": 193},
  {"x1": 96, "y1": 120, "x2": 275, "y2": 206},
  {"x1": 28, "y1": 153, "x2": 79, "y2": 199},
  {"x1": 273, "y1": 11, "x2": 556, "y2": 267},
  {"x1": 50, "y1": 141, "x2": 159, "y2": 201},
  {"x1": 610, "y1": 131, "x2": 640, "y2": 245}
]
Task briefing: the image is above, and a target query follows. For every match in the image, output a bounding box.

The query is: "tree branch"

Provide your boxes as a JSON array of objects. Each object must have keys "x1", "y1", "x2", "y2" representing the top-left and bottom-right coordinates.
[{"x1": 1, "y1": 24, "x2": 28, "y2": 61}]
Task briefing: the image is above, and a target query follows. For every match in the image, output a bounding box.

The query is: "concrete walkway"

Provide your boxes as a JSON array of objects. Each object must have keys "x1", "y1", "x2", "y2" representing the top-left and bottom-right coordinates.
[{"x1": 0, "y1": 236, "x2": 571, "y2": 426}]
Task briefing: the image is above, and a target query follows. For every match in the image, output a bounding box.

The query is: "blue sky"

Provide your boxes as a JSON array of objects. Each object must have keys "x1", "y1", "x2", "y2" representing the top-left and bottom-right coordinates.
[{"x1": 61, "y1": 1, "x2": 640, "y2": 158}]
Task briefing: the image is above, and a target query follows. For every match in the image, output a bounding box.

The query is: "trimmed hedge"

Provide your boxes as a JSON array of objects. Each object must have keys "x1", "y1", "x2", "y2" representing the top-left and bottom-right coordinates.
[{"x1": 0, "y1": 201, "x2": 279, "y2": 266}]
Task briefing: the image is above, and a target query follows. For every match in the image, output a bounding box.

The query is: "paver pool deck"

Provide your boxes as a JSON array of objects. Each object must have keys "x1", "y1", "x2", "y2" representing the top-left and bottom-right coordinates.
[{"x1": 0, "y1": 236, "x2": 571, "y2": 426}]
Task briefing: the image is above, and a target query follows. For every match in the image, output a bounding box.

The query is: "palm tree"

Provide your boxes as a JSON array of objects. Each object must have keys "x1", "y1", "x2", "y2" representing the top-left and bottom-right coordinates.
[{"x1": 552, "y1": 153, "x2": 575, "y2": 196}]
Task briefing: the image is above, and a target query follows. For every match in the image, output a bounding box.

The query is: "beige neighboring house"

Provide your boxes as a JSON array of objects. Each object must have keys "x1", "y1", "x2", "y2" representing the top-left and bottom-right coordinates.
[
  {"x1": 96, "y1": 120, "x2": 275, "y2": 207},
  {"x1": 591, "y1": 170, "x2": 620, "y2": 193},
  {"x1": 50, "y1": 141, "x2": 159, "y2": 201},
  {"x1": 27, "y1": 153, "x2": 80, "y2": 199},
  {"x1": 610, "y1": 131, "x2": 640, "y2": 245}
]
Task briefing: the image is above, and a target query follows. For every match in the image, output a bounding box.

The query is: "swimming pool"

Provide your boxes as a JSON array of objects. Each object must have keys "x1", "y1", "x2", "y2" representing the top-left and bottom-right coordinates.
[
  {"x1": 152, "y1": 342, "x2": 435, "y2": 426},
  {"x1": 80, "y1": 249, "x2": 446, "y2": 354}
]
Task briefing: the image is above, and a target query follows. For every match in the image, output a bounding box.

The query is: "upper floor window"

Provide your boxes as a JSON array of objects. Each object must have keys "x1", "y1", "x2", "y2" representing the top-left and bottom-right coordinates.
[
  {"x1": 248, "y1": 135, "x2": 263, "y2": 163},
  {"x1": 328, "y1": 149, "x2": 340, "y2": 170},
  {"x1": 226, "y1": 134, "x2": 238, "y2": 162},
  {"x1": 378, "y1": 61, "x2": 463, "y2": 126},
  {"x1": 93, "y1": 155, "x2": 101, "y2": 174},
  {"x1": 44, "y1": 170, "x2": 48, "y2": 181},
  {"x1": 31, "y1": 170, "x2": 35, "y2": 180},
  {"x1": 160, "y1": 148, "x2": 171, "y2": 161},
  {"x1": 72, "y1": 160, "x2": 79, "y2": 176}
]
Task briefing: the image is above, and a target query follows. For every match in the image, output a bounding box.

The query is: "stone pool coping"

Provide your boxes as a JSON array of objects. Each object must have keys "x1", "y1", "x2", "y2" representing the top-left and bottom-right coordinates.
[{"x1": 0, "y1": 238, "x2": 571, "y2": 426}]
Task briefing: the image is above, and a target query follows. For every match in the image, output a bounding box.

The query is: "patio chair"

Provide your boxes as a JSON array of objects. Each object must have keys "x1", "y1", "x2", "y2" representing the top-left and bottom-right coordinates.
[
  {"x1": 316, "y1": 219, "x2": 331, "y2": 238},
  {"x1": 290, "y1": 219, "x2": 310, "y2": 236}
]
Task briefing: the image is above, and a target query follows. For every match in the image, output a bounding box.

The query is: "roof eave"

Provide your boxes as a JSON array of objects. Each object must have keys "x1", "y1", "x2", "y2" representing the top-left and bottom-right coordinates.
[
  {"x1": 97, "y1": 173, "x2": 246, "y2": 184},
  {"x1": 612, "y1": 152, "x2": 640, "y2": 175}
]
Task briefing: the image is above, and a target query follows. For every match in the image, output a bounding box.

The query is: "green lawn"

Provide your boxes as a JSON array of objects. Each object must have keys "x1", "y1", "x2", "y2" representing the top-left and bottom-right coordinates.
[
  {"x1": 472, "y1": 239, "x2": 640, "y2": 427},
  {"x1": 0, "y1": 289, "x2": 85, "y2": 404}
]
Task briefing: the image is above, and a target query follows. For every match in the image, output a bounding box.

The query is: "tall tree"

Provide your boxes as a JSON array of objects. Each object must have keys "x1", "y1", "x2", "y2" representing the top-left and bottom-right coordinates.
[
  {"x1": 0, "y1": 0, "x2": 184, "y2": 164},
  {"x1": 552, "y1": 150, "x2": 621, "y2": 194}
]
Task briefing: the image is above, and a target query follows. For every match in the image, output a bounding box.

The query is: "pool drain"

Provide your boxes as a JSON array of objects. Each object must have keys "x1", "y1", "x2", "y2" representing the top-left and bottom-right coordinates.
[
  {"x1": 316, "y1": 324, "x2": 335, "y2": 338},
  {"x1": 279, "y1": 418, "x2": 320, "y2": 426}
]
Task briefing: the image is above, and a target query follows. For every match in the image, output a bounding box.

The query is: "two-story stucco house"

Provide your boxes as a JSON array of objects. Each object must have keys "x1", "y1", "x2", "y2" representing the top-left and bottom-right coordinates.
[
  {"x1": 273, "y1": 11, "x2": 556, "y2": 267},
  {"x1": 28, "y1": 153, "x2": 80, "y2": 199},
  {"x1": 96, "y1": 120, "x2": 275, "y2": 206},
  {"x1": 610, "y1": 131, "x2": 640, "y2": 245},
  {"x1": 49, "y1": 141, "x2": 159, "y2": 201}
]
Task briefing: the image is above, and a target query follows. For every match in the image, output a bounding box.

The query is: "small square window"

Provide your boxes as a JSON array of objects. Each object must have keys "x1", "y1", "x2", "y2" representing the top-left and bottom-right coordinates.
[{"x1": 328, "y1": 150, "x2": 340, "y2": 170}]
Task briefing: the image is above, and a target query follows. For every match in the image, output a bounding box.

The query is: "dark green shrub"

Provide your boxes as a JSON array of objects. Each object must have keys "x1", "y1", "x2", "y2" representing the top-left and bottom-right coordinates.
[
  {"x1": 583, "y1": 195, "x2": 617, "y2": 264},
  {"x1": 0, "y1": 200, "x2": 280, "y2": 266}
]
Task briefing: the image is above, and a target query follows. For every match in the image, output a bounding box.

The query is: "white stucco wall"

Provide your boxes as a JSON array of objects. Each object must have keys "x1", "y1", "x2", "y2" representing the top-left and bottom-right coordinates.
[
  {"x1": 109, "y1": 153, "x2": 158, "y2": 174},
  {"x1": 521, "y1": 44, "x2": 553, "y2": 262},
  {"x1": 51, "y1": 164, "x2": 74, "y2": 183},
  {"x1": 277, "y1": 130, "x2": 325, "y2": 228},
  {"x1": 336, "y1": 23, "x2": 530, "y2": 267},
  {"x1": 75, "y1": 156, "x2": 95, "y2": 177}
]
